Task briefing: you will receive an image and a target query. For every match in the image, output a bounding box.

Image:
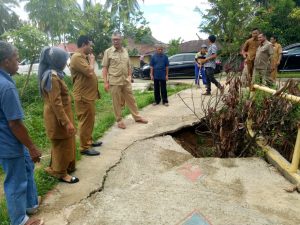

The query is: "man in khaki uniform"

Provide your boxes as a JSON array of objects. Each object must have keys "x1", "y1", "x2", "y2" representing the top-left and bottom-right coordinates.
[
  {"x1": 253, "y1": 33, "x2": 274, "y2": 86},
  {"x1": 102, "y1": 32, "x2": 148, "y2": 129},
  {"x1": 270, "y1": 35, "x2": 282, "y2": 81},
  {"x1": 242, "y1": 28, "x2": 260, "y2": 86},
  {"x1": 70, "y1": 35, "x2": 101, "y2": 156}
]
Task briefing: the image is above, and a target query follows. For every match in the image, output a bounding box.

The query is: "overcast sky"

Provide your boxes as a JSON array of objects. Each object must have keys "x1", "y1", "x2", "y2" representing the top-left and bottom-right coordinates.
[{"x1": 13, "y1": 0, "x2": 210, "y2": 43}]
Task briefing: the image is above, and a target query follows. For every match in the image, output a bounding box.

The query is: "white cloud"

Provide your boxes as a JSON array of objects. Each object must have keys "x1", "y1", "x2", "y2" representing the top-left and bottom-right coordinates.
[{"x1": 141, "y1": 1, "x2": 210, "y2": 43}]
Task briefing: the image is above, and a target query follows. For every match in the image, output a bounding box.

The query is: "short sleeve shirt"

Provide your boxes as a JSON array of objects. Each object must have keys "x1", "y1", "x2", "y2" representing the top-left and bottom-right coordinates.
[
  {"x1": 150, "y1": 53, "x2": 169, "y2": 80},
  {"x1": 243, "y1": 38, "x2": 260, "y2": 61},
  {"x1": 254, "y1": 41, "x2": 274, "y2": 70},
  {"x1": 102, "y1": 46, "x2": 131, "y2": 85},
  {"x1": 0, "y1": 69, "x2": 25, "y2": 158},
  {"x1": 70, "y1": 51, "x2": 100, "y2": 101},
  {"x1": 204, "y1": 44, "x2": 217, "y2": 69}
]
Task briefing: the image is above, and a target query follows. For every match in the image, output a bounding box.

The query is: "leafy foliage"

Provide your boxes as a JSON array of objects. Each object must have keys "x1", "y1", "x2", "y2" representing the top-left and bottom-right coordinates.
[
  {"x1": 167, "y1": 38, "x2": 183, "y2": 56},
  {"x1": 196, "y1": 0, "x2": 256, "y2": 56},
  {"x1": 0, "y1": 0, "x2": 21, "y2": 36},
  {"x1": 24, "y1": 0, "x2": 81, "y2": 43}
]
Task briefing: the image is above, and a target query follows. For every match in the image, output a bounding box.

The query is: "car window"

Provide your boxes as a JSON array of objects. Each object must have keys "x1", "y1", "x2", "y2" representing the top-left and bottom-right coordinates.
[
  {"x1": 183, "y1": 54, "x2": 195, "y2": 62},
  {"x1": 287, "y1": 47, "x2": 300, "y2": 54},
  {"x1": 169, "y1": 55, "x2": 184, "y2": 63}
]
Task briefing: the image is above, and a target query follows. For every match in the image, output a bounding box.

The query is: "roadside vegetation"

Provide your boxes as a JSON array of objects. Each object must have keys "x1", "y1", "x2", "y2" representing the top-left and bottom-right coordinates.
[{"x1": 0, "y1": 75, "x2": 189, "y2": 224}]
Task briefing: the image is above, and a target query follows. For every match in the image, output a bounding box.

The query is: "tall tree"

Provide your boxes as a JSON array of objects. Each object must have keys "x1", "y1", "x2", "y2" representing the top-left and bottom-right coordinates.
[
  {"x1": 24, "y1": 0, "x2": 81, "y2": 44},
  {"x1": 251, "y1": 0, "x2": 300, "y2": 45},
  {"x1": 104, "y1": 0, "x2": 144, "y2": 28},
  {"x1": 2, "y1": 25, "x2": 48, "y2": 96},
  {"x1": 197, "y1": 0, "x2": 256, "y2": 56},
  {"x1": 0, "y1": 0, "x2": 21, "y2": 35},
  {"x1": 68, "y1": 3, "x2": 115, "y2": 55}
]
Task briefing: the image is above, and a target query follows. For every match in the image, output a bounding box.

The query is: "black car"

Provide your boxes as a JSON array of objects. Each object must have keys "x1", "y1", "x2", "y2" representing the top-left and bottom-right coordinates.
[
  {"x1": 141, "y1": 53, "x2": 222, "y2": 79},
  {"x1": 278, "y1": 43, "x2": 300, "y2": 72}
]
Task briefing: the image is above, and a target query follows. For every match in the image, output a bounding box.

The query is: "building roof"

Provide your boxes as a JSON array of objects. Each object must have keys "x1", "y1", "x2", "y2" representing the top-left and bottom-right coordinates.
[{"x1": 56, "y1": 43, "x2": 77, "y2": 53}]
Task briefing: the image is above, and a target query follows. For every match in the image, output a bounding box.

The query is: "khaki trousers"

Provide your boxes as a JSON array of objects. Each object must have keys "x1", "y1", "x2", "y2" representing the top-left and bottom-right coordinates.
[
  {"x1": 252, "y1": 68, "x2": 273, "y2": 87},
  {"x1": 46, "y1": 136, "x2": 76, "y2": 178},
  {"x1": 75, "y1": 99, "x2": 95, "y2": 151},
  {"x1": 110, "y1": 82, "x2": 142, "y2": 122},
  {"x1": 271, "y1": 61, "x2": 278, "y2": 81},
  {"x1": 246, "y1": 60, "x2": 255, "y2": 86}
]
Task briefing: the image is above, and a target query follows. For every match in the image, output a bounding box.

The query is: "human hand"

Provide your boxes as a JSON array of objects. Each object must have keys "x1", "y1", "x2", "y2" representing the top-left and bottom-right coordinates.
[
  {"x1": 66, "y1": 122, "x2": 76, "y2": 135},
  {"x1": 104, "y1": 82, "x2": 110, "y2": 92},
  {"x1": 89, "y1": 54, "x2": 95, "y2": 63},
  {"x1": 28, "y1": 145, "x2": 42, "y2": 163},
  {"x1": 166, "y1": 75, "x2": 168, "y2": 81},
  {"x1": 150, "y1": 74, "x2": 153, "y2": 81}
]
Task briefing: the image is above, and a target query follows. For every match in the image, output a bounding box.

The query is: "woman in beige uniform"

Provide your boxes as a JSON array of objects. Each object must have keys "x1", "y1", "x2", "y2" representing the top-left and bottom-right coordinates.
[{"x1": 38, "y1": 47, "x2": 79, "y2": 184}]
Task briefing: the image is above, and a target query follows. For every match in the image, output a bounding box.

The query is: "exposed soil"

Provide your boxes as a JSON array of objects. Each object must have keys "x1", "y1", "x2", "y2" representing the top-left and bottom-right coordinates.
[{"x1": 172, "y1": 122, "x2": 217, "y2": 158}]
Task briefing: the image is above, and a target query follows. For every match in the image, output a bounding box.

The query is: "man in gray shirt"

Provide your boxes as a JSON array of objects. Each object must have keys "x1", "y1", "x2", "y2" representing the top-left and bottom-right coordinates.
[
  {"x1": 253, "y1": 33, "x2": 274, "y2": 86},
  {"x1": 203, "y1": 35, "x2": 223, "y2": 95}
]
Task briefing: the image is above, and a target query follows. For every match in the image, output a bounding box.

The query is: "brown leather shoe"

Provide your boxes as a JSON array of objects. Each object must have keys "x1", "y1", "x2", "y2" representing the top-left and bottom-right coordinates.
[
  {"x1": 118, "y1": 121, "x2": 126, "y2": 129},
  {"x1": 135, "y1": 118, "x2": 148, "y2": 124}
]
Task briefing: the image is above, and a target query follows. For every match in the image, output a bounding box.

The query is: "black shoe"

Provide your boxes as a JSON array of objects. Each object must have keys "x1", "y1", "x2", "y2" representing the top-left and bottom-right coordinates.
[
  {"x1": 92, "y1": 141, "x2": 103, "y2": 147},
  {"x1": 80, "y1": 149, "x2": 100, "y2": 156},
  {"x1": 59, "y1": 176, "x2": 79, "y2": 184}
]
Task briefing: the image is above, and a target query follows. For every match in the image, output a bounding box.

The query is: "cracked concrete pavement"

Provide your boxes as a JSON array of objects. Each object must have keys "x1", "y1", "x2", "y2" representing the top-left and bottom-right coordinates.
[{"x1": 37, "y1": 86, "x2": 300, "y2": 225}]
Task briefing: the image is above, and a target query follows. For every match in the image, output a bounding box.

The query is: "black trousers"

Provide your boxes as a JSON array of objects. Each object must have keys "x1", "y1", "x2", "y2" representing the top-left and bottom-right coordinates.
[
  {"x1": 205, "y1": 67, "x2": 221, "y2": 93},
  {"x1": 154, "y1": 79, "x2": 168, "y2": 104}
]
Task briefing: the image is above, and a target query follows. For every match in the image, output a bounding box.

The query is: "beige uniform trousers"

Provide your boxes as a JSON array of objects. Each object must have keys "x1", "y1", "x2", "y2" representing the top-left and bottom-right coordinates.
[
  {"x1": 271, "y1": 61, "x2": 278, "y2": 81},
  {"x1": 252, "y1": 68, "x2": 273, "y2": 87},
  {"x1": 246, "y1": 60, "x2": 255, "y2": 86},
  {"x1": 45, "y1": 136, "x2": 76, "y2": 178},
  {"x1": 110, "y1": 82, "x2": 142, "y2": 122},
  {"x1": 75, "y1": 99, "x2": 96, "y2": 151}
]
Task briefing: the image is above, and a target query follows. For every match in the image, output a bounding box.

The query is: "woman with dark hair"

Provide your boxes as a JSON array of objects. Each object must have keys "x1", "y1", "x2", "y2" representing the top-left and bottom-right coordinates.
[{"x1": 38, "y1": 47, "x2": 79, "y2": 184}]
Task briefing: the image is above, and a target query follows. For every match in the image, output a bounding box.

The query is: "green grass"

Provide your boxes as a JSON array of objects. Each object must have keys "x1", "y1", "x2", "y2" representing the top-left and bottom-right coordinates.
[
  {"x1": 0, "y1": 75, "x2": 189, "y2": 224},
  {"x1": 277, "y1": 72, "x2": 300, "y2": 78}
]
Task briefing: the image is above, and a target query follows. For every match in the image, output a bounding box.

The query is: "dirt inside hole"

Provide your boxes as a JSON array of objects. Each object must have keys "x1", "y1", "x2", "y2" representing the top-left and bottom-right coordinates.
[{"x1": 172, "y1": 122, "x2": 217, "y2": 158}]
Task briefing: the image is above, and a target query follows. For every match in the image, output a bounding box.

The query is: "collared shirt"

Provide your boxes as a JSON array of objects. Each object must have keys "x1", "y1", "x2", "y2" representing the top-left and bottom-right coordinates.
[
  {"x1": 243, "y1": 38, "x2": 260, "y2": 61},
  {"x1": 102, "y1": 46, "x2": 130, "y2": 85},
  {"x1": 150, "y1": 53, "x2": 169, "y2": 80},
  {"x1": 0, "y1": 69, "x2": 25, "y2": 158},
  {"x1": 204, "y1": 43, "x2": 217, "y2": 69},
  {"x1": 70, "y1": 51, "x2": 100, "y2": 101},
  {"x1": 272, "y1": 43, "x2": 282, "y2": 63},
  {"x1": 254, "y1": 40, "x2": 274, "y2": 70}
]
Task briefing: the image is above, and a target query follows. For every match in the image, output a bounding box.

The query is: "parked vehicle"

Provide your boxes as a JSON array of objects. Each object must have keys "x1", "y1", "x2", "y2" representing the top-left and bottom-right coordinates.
[
  {"x1": 278, "y1": 43, "x2": 300, "y2": 72},
  {"x1": 141, "y1": 53, "x2": 222, "y2": 79},
  {"x1": 17, "y1": 58, "x2": 71, "y2": 75}
]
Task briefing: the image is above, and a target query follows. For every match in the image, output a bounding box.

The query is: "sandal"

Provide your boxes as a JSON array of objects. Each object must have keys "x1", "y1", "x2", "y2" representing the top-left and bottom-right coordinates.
[
  {"x1": 59, "y1": 176, "x2": 79, "y2": 184},
  {"x1": 25, "y1": 218, "x2": 44, "y2": 225}
]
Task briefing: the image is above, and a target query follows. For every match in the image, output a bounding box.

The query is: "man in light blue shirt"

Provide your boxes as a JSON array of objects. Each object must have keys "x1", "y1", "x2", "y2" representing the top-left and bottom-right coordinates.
[
  {"x1": 203, "y1": 35, "x2": 224, "y2": 95},
  {"x1": 0, "y1": 41, "x2": 43, "y2": 225}
]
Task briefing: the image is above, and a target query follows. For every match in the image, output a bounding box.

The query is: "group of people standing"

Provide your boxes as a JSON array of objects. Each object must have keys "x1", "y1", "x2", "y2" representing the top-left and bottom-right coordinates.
[
  {"x1": 242, "y1": 28, "x2": 282, "y2": 87},
  {"x1": 0, "y1": 32, "x2": 149, "y2": 225}
]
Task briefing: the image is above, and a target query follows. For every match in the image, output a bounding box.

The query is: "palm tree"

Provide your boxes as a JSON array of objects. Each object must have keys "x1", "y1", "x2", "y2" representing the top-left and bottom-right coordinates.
[
  {"x1": 0, "y1": 0, "x2": 19, "y2": 35},
  {"x1": 104, "y1": 0, "x2": 144, "y2": 23}
]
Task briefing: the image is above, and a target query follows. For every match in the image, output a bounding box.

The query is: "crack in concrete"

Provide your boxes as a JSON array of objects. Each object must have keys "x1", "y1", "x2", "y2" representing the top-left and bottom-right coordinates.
[
  {"x1": 38, "y1": 122, "x2": 198, "y2": 223},
  {"x1": 84, "y1": 122, "x2": 198, "y2": 198}
]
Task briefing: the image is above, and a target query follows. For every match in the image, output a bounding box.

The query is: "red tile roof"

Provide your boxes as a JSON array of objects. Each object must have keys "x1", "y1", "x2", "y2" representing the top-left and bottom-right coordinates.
[{"x1": 56, "y1": 43, "x2": 77, "y2": 53}]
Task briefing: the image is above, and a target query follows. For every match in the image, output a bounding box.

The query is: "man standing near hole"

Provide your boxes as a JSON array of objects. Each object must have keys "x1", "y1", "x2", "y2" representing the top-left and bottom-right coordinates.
[
  {"x1": 102, "y1": 32, "x2": 148, "y2": 129},
  {"x1": 70, "y1": 35, "x2": 101, "y2": 156},
  {"x1": 202, "y1": 35, "x2": 224, "y2": 95},
  {"x1": 150, "y1": 44, "x2": 170, "y2": 106}
]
